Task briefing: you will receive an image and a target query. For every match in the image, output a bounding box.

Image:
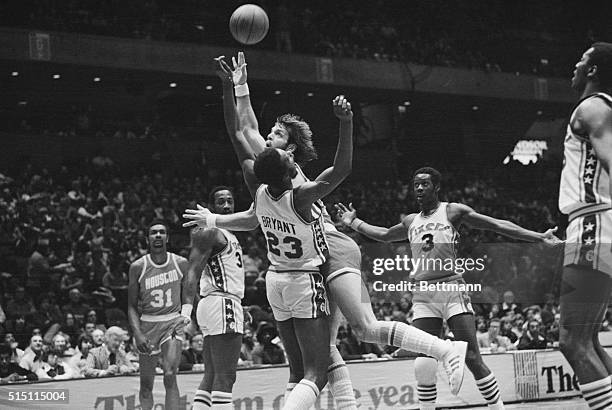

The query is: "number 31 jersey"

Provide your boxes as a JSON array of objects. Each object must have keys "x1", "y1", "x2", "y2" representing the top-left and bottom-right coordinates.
[
  {"x1": 138, "y1": 252, "x2": 185, "y2": 318},
  {"x1": 407, "y1": 202, "x2": 459, "y2": 281},
  {"x1": 254, "y1": 185, "x2": 329, "y2": 273},
  {"x1": 200, "y1": 228, "x2": 245, "y2": 299}
]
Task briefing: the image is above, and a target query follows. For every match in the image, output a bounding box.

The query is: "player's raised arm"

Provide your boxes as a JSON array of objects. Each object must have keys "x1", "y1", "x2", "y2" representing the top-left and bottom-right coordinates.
[
  {"x1": 580, "y1": 97, "x2": 612, "y2": 196},
  {"x1": 452, "y1": 203, "x2": 561, "y2": 245},
  {"x1": 215, "y1": 56, "x2": 259, "y2": 197},
  {"x1": 127, "y1": 259, "x2": 151, "y2": 355},
  {"x1": 335, "y1": 202, "x2": 412, "y2": 242},
  {"x1": 231, "y1": 52, "x2": 266, "y2": 155},
  {"x1": 183, "y1": 204, "x2": 259, "y2": 231},
  {"x1": 294, "y1": 96, "x2": 353, "y2": 206}
]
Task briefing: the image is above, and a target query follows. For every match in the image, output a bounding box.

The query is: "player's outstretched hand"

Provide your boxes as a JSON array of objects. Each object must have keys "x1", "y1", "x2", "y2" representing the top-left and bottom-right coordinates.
[
  {"x1": 182, "y1": 204, "x2": 213, "y2": 228},
  {"x1": 541, "y1": 227, "x2": 563, "y2": 246},
  {"x1": 214, "y1": 56, "x2": 233, "y2": 84},
  {"x1": 333, "y1": 95, "x2": 353, "y2": 121},
  {"x1": 134, "y1": 332, "x2": 151, "y2": 355},
  {"x1": 334, "y1": 202, "x2": 357, "y2": 226},
  {"x1": 231, "y1": 51, "x2": 248, "y2": 86}
]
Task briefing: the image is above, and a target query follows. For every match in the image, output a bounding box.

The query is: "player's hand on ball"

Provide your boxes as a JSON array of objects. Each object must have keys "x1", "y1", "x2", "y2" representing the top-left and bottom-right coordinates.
[
  {"x1": 334, "y1": 202, "x2": 357, "y2": 226},
  {"x1": 182, "y1": 204, "x2": 212, "y2": 228},
  {"x1": 231, "y1": 51, "x2": 248, "y2": 85},
  {"x1": 333, "y1": 95, "x2": 353, "y2": 121},
  {"x1": 541, "y1": 226, "x2": 563, "y2": 246},
  {"x1": 214, "y1": 56, "x2": 233, "y2": 83}
]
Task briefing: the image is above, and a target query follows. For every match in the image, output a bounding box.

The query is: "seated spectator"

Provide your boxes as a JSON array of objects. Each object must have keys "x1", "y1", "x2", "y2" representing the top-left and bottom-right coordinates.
[
  {"x1": 0, "y1": 343, "x2": 37, "y2": 383},
  {"x1": 83, "y1": 322, "x2": 97, "y2": 338},
  {"x1": 92, "y1": 329, "x2": 105, "y2": 347},
  {"x1": 518, "y1": 319, "x2": 548, "y2": 350},
  {"x1": 84, "y1": 326, "x2": 136, "y2": 377},
  {"x1": 59, "y1": 313, "x2": 81, "y2": 347},
  {"x1": 239, "y1": 329, "x2": 255, "y2": 366},
  {"x1": 511, "y1": 314, "x2": 525, "y2": 342},
  {"x1": 477, "y1": 318, "x2": 515, "y2": 353},
  {"x1": 5, "y1": 314, "x2": 32, "y2": 348},
  {"x1": 546, "y1": 313, "x2": 560, "y2": 346},
  {"x1": 500, "y1": 317, "x2": 518, "y2": 344},
  {"x1": 68, "y1": 334, "x2": 93, "y2": 377},
  {"x1": 179, "y1": 332, "x2": 204, "y2": 371},
  {"x1": 5, "y1": 286, "x2": 36, "y2": 320},
  {"x1": 496, "y1": 291, "x2": 521, "y2": 318},
  {"x1": 61, "y1": 288, "x2": 90, "y2": 325},
  {"x1": 31, "y1": 296, "x2": 63, "y2": 332},
  {"x1": 18, "y1": 335, "x2": 46, "y2": 375},
  {"x1": 4, "y1": 333, "x2": 24, "y2": 363},
  {"x1": 251, "y1": 322, "x2": 285, "y2": 365},
  {"x1": 39, "y1": 349, "x2": 74, "y2": 380}
]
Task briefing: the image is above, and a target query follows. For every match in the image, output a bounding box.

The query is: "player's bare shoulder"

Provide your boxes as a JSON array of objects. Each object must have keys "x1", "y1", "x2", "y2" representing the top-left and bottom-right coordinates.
[
  {"x1": 401, "y1": 213, "x2": 419, "y2": 230},
  {"x1": 128, "y1": 255, "x2": 146, "y2": 278}
]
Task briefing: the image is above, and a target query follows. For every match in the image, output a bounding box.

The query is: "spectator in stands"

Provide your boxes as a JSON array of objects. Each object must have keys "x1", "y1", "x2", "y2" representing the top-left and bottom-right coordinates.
[
  {"x1": 496, "y1": 291, "x2": 521, "y2": 318},
  {"x1": 0, "y1": 343, "x2": 37, "y2": 383},
  {"x1": 31, "y1": 296, "x2": 62, "y2": 332},
  {"x1": 546, "y1": 313, "x2": 560, "y2": 346},
  {"x1": 59, "y1": 312, "x2": 81, "y2": 347},
  {"x1": 239, "y1": 329, "x2": 255, "y2": 366},
  {"x1": 518, "y1": 319, "x2": 548, "y2": 350},
  {"x1": 69, "y1": 334, "x2": 93, "y2": 377},
  {"x1": 6, "y1": 314, "x2": 32, "y2": 348},
  {"x1": 251, "y1": 322, "x2": 285, "y2": 365},
  {"x1": 61, "y1": 288, "x2": 90, "y2": 325},
  {"x1": 337, "y1": 324, "x2": 388, "y2": 360},
  {"x1": 84, "y1": 326, "x2": 136, "y2": 377},
  {"x1": 4, "y1": 333, "x2": 24, "y2": 362},
  {"x1": 18, "y1": 335, "x2": 46, "y2": 375},
  {"x1": 92, "y1": 329, "x2": 104, "y2": 347},
  {"x1": 477, "y1": 318, "x2": 515, "y2": 353},
  {"x1": 499, "y1": 317, "x2": 518, "y2": 344},
  {"x1": 5, "y1": 286, "x2": 35, "y2": 320},
  {"x1": 511, "y1": 313, "x2": 525, "y2": 341},
  {"x1": 85, "y1": 310, "x2": 102, "y2": 328},
  {"x1": 83, "y1": 322, "x2": 97, "y2": 338},
  {"x1": 179, "y1": 332, "x2": 204, "y2": 371},
  {"x1": 39, "y1": 349, "x2": 73, "y2": 380}
]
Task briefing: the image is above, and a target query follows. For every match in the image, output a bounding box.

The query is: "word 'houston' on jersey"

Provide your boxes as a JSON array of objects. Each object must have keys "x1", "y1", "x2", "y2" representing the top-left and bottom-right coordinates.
[{"x1": 144, "y1": 269, "x2": 180, "y2": 290}]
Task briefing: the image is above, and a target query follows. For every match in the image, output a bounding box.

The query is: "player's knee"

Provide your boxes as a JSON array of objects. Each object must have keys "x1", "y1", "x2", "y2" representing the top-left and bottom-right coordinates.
[
  {"x1": 140, "y1": 380, "x2": 154, "y2": 393},
  {"x1": 464, "y1": 348, "x2": 481, "y2": 367},
  {"x1": 163, "y1": 367, "x2": 178, "y2": 380},
  {"x1": 415, "y1": 357, "x2": 438, "y2": 385},
  {"x1": 213, "y1": 372, "x2": 237, "y2": 391}
]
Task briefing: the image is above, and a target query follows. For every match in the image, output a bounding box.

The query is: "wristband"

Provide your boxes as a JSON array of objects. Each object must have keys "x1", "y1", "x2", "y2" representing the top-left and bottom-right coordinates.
[
  {"x1": 234, "y1": 83, "x2": 250, "y2": 97},
  {"x1": 181, "y1": 304, "x2": 193, "y2": 318},
  {"x1": 350, "y1": 218, "x2": 363, "y2": 231},
  {"x1": 206, "y1": 213, "x2": 218, "y2": 228}
]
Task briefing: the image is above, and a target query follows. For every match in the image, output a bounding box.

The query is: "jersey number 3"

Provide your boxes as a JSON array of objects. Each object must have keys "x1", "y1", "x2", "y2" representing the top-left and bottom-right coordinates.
[
  {"x1": 150, "y1": 289, "x2": 172, "y2": 308},
  {"x1": 421, "y1": 233, "x2": 434, "y2": 252},
  {"x1": 266, "y1": 232, "x2": 304, "y2": 259}
]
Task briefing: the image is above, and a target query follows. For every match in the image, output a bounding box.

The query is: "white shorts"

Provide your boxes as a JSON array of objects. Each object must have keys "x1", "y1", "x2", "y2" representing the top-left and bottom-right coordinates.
[
  {"x1": 411, "y1": 279, "x2": 474, "y2": 321},
  {"x1": 564, "y1": 210, "x2": 612, "y2": 275},
  {"x1": 197, "y1": 294, "x2": 244, "y2": 337},
  {"x1": 266, "y1": 271, "x2": 330, "y2": 322}
]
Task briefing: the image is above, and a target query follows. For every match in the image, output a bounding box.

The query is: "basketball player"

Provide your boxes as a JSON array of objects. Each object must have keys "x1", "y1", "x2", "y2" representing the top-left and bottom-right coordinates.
[
  {"x1": 558, "y1": 42, "x2": 612, "y2": 410},
  {"x1": 182, "y1": 186, "x2": 245, "y2": 410},
  {"x1": 127, "y1": 220, "x2": 190, "y2": 410},
  {"x1": 335, "y1": 167, "x2": 561, "y2": 410},
  {"x1": 185, "y1": 55, "x2": 469, "y2": 401}
]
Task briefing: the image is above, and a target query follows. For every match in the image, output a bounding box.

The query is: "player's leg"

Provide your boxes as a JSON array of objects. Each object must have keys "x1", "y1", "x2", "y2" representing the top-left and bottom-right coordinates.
[
  {"x1": 193, "y1": 336, "x2": 213, "y2": 409},
  {"x1": 326, "y1": 298, "x2": 357, "y2": 410},
  {"x1": 284, "y1": 316, "x2": 330, "y2": 410},
  {"x1": 277, "y1": 318, "x2": 305, "y2": 402},
  {"x1": 327, "y1": 272, "x2": 466, "y2": 393},
  {"x1": 448, "y1": 313, "x2": 504, "y2": 409},
  {"x1": 411, "y1": 317, "x2": 443, "y2": 410},
  {"x1": 559, "y1": 265, "x2": 612, "y2": 409},
  {"x1": 160, "y1": 331, "x2": 183, "y2": 410},
  {"x1": 592, "y1": 300, "x2": 612, "y2": 374},
  {"x1": 138, "y1": 353, "x2": 158, "y2": 410},
  {"x1": 208, "y1": 333, "x2": 242, "y2": 409}
]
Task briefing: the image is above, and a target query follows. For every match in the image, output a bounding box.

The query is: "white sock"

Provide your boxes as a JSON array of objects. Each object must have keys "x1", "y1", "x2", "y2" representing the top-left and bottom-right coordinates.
[
  {"x1": 415, "y1": 356, "x2": 438, "y2": 410},
  {"x1": 328, "y1": 345, "x2": 357, "y2": 409},
  {"x1": 475, "y1": 372, "x2": 503, "y2": 409},
  {"x1": 192, "y1": 389, "x2": 211, "y2": 409},
  {"x1": 361, "y1": 321, "x2": 450, "y2": 360},
  {"x1": 283, "y1": 379, "x2": 319, "y2": 410},
  {"x1": 211, "y1": 391, "x2": 232, "y2": 409},
  {"x1": 580, "y1": 376, "x2": 612, "y2": 410},
  {"x1": 284, "y1": 382, "x2": 297, "y2": 403}
]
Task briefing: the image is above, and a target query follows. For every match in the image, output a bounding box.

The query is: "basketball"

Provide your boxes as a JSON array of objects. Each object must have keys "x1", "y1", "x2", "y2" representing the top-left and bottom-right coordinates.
[{"x1": 229, "y1": 4, "x2": 269, "y2": 45}]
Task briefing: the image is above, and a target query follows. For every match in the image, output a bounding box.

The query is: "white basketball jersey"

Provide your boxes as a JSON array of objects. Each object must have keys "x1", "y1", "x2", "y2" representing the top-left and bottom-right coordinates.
[
  {"x1": 293, "y1": 164, "x2": 336, "y2": 231},
  {"x1": 200, "y1": 228, "x2": 245, "y2": 299},
  {"x1": 559, "y1": 93, "x2": 612, "y2": 218},
  {"x1": 407, "y1": 202, "x2": 459, "y2": 281},
  {"x1": 254, "y1": 185, "x2": 329, "y2": 272}
]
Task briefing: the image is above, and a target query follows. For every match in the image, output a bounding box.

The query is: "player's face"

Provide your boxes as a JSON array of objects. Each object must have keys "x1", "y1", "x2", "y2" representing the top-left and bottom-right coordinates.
[
  {"x1": 266, "y1": 123, "x2": 290, "y2": 149},
  {"x1": 413, "y1": 174, "x2": 438, "y2": 206},
  {"x1": 148, "y1": 224, "x2": 168, "y2": 250},
  {"x1": 212, "y1": 190, "x2": 234, "y2": 214},
  {"x1": 571, "y1": 47, "x2": 594, "y2": 90}
]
